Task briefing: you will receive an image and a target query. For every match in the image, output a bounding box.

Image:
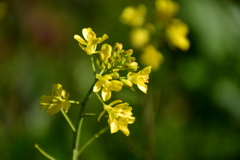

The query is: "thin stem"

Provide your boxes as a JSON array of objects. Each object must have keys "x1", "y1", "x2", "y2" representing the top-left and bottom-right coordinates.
[
  {"x1": 95, "y1": 92, "x2": 105, "y2": 106},
  {"x1": 69, "y1": 100, "x2": 80, "y2": 104},
  {"x1": 60, "y1": 108, "x2": 76, "y2": 132},
  {"x1": 72, "y1": 79, "x2": 97, "y2": 160},
  {"x1": 99, "y1": 69, "x2": 105, "y2": 75},
  {"x1": 35, "y1": 144, "x2": 56, "y2": 160},
  {"x1": 77, "y1": 126, "x2": 109, "y2": 155},
  {"x1": 83, "y1": 113, "x2": 99, "y2": 116}
]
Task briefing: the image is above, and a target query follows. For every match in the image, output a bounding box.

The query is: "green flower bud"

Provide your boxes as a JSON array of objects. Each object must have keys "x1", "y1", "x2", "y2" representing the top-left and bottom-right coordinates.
[
  {"x1": 111, "y1": 72, "x2": 120, "y2": 79},
  {"x1": 114, "y1": 42, "x2": 123, "y2": 51},
  {"x1": 128, "y1": 62, "x2": 139, "y2": 72}
]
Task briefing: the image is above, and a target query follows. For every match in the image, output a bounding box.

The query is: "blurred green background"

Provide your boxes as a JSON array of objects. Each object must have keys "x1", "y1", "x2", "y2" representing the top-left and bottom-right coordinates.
[{"x1": 1, "y1": 0, "x2": 240, "y2": 159}]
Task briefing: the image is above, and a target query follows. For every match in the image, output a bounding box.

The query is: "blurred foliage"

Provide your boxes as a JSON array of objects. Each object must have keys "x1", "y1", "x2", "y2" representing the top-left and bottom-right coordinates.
[{"x1": 1, "y1": 0, "x2": 240, "y2": 160}]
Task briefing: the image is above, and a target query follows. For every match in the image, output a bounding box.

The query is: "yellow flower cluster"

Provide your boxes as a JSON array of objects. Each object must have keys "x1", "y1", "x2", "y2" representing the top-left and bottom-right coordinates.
[
  {"x1": 74, "y1": 28, "x2": 152, "y2": 136},
  {"x1": 119, "y1": 0, "x2": 190, "y2": 71}
]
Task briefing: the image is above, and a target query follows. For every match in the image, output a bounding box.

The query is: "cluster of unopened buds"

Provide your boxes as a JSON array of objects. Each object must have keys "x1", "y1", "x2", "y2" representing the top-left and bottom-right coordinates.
[{"x1": 40, "y1": 27, "x2": 151, "y2": 141}]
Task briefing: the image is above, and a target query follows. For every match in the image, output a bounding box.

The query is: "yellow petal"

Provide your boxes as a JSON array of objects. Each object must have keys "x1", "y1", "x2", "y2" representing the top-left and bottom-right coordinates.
[
  {"x1": 61, "y1": 100, "x2": 71, "y2": 112},
  {"x1": 137, "y1": 83, "x2": 147, "y2": 94},
  {"x1": 109, "y1": 120, "x2": 119, "y2": 134},
  {"x1": 93, "y1": 81, "x2": 102, "y2": 92},
  {"x1": 82, "y1": 28, "x2": 94, "y2": 41},
  {"x1": 139, "y1": 66, "x2": 151, "y2": 75},
  {"x1": 98, "y1": 34, "x2": 108, "y2": 44},
  {"x1": 102, "y1": 87, "x2": 111, "y2": 101},
  {"x1": 61, "y1": 90, "x2": 70, "y2": 100},
  {"x1": 74, "y1": 35, "x2": 87, "y2": 45},
  {"x1": 102, "y1": 74, "x2": 112, "y2": 80},
  {"x1": 51, "y1": 84, "x2": 62, "y2": 96},
  {"x1": 40, "y1": 95, "x2": 54, "y2": 105},
  {"x1": 110, "y1": 80, "x2": 123, "y2": 92},
  {"x1": 119, "y1": 123, "x2": 130, "y2": 136},
  {"x1": 46, "y1": 103, "x2": 61, "y2": 116},
  {"x1": 127, "y1": 117, "x2": 135, "y2": 124}
]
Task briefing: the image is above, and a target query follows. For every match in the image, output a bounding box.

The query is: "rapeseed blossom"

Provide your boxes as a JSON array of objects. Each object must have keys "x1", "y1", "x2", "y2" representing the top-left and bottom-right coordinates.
[
  {"x1": 166, "y1": 19, "x2": 190, "y2": 51},
  {"x1": 93, "y1": 74, "x2": 123, "y2": 101},
  {"x1": 127, "y1": 66, "x2": 152, "y2": 94},
  {"x1": 104, "y1": 100, "x2": 135, "y2": 136},
  {"x1": 140, "y1": 45, "x2": 164, "y2": 71},
  {"x1": 120, "y1": 5, "x2": 147, "y2": 27},
  {"x1": 40, "y1": 84, "x2": 71, "y2": 116},
  {"x1": 74, "y1": 28, "x2": 108, "y2": 55}
]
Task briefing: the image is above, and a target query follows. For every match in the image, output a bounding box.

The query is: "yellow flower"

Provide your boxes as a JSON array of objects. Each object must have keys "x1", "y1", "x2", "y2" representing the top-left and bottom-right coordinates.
[
  {"x1": 93, "y1": 74, "x2": 123, "y2": 101},
  {"x1": 140, "y1": 45, "x2": 164, "y2": 71},
  {"x1": 74, "y1": 28, "x2": 108, "y2": 55},
  {"x1": 127, "y1": 66, "x2": 151, "y2": 94},
  {"x1": 120, "y1": 4, "x2": 147, "y2": 27},
  {"x1": 130, "y1": 27, "x2": 150, "y2": 49},
  {"x1": 40, "y1": 84, "x2": 71, "y2": 116},
  {"x1": 104, "y1": 100, "x2": 135, "y2": 136},
  {"x1": 0, "y1": 2, "x2": 7, "y2": 20},
  {"x1": 165, "y1": 19, "x2": 190, "y2": 51},
  {"x1": 155, "y1": 0, "x2": 179, "y2": 21}
]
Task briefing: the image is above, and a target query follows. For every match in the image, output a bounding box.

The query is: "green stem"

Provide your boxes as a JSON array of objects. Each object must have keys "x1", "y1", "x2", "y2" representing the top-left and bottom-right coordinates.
[
  {"x1": 35, "y1": 144, "x2": 56, "y2": 160},
  {"x1": 72, "y1": 79, "x2": 97, "y2": 160},
  {"x1": 60, "y1": 108, "x2": 76, "y2": 132},
  {"x1": 83, "y1": 113, "x2": 99, "y2": 116},
  {"x1": 99, "y1": 69, "x2": 105, "y2": 75},
  {"x1": 95, "y1": 92, "x2": 105, "y2": 106},
  {"x1": 69, "y1": 100, "x2": 80, "y2": 104},
  {"x1": 77, "y1": 126, "x2": 109, "y2": 155}
]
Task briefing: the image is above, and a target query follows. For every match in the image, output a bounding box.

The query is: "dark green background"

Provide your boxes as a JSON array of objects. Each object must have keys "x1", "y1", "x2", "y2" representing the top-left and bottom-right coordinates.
[{"x1": 1, "y1": 0, "x2": 240, "y2": 159}]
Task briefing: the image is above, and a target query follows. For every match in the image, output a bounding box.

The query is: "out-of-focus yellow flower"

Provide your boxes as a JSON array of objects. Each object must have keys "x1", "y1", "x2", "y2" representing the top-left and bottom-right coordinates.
[
  {"x1": 120, "y1": 5, "x2": 147, "y2": 27},
  {"x1": 140, "y1": 45, "x2": 164, "y2": 71},
  {"x1": 93, "y1": 74, "x2": 123, "y2": 101},
  {"x1": 130, "y1": 28, "x2": 150, "y2": 49},
  {"x1": 127, "y1": 66, "x2": 151, "y2": 94},
  {"x1": 166, "y1": 19, "x2": 190, "y2": 51},
  {"x1": 104, "y1": 100, "x2": 135, "y2": 136},
  {"x1": 74, "y1": 28, "x2": 108, "y2": 55},
  {"x1": 40, "y1": 84, "x2": 71, "y2": 116},
  {"x1": 0, "y1": 2, "x2": 7, "y2": 20},
  {"x1": 155, "y1": 0, "x2": 179, "y2": 21}
]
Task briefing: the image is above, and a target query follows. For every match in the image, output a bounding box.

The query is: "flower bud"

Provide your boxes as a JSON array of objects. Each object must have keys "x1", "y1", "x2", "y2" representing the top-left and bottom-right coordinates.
[
  {"x1": 124, "y1": 49, "x2": 133, "y2": 57},
  {"x1": 128, "y1": 62, "x2": 139, "y2": 72},
  {"x1": 111, "y1": 72, "x2": 120, "y2": 79},
  {"x1": 100, "y1": 44, "x2": 112, "y2": 63},
  {"x1": 114, "y1": 42, "x2": 123, "y2": 51},
  {"x1": 120, "y1": 79, "x2": 134, "y2": 90}
]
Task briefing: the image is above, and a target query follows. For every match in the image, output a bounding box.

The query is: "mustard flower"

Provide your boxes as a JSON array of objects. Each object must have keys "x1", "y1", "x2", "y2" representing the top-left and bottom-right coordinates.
[
  {"x1": 74, "y1": 28, "x2": 108, "y2": 55},
  {"x1": 166, "y1": 19, "x2": 190, "y2": 51},
  {"x1": 140, "y1": 45, "x2": 164, "y2": 71},
  {"x1": 127, "y1": 66, "x2": 152, "y2": 94},
  {"x1": 40, "y1": 84, "x2": 71, "y2": 116},
  {"x1": 104, "y1": 100, "x2": 135, "y2": 136},
  {"x1": 93, "y1": 74, "x2": 123, "y2": 101},
  {"x1": 155, "y1": 0, "x2": 179, "y2": 21},
  {"x1": 130, "y1": 27, "x2": 150, "y2": 49},
  {"x1": 120, "y1": 4, "x2": 147, "y2": 27}
]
